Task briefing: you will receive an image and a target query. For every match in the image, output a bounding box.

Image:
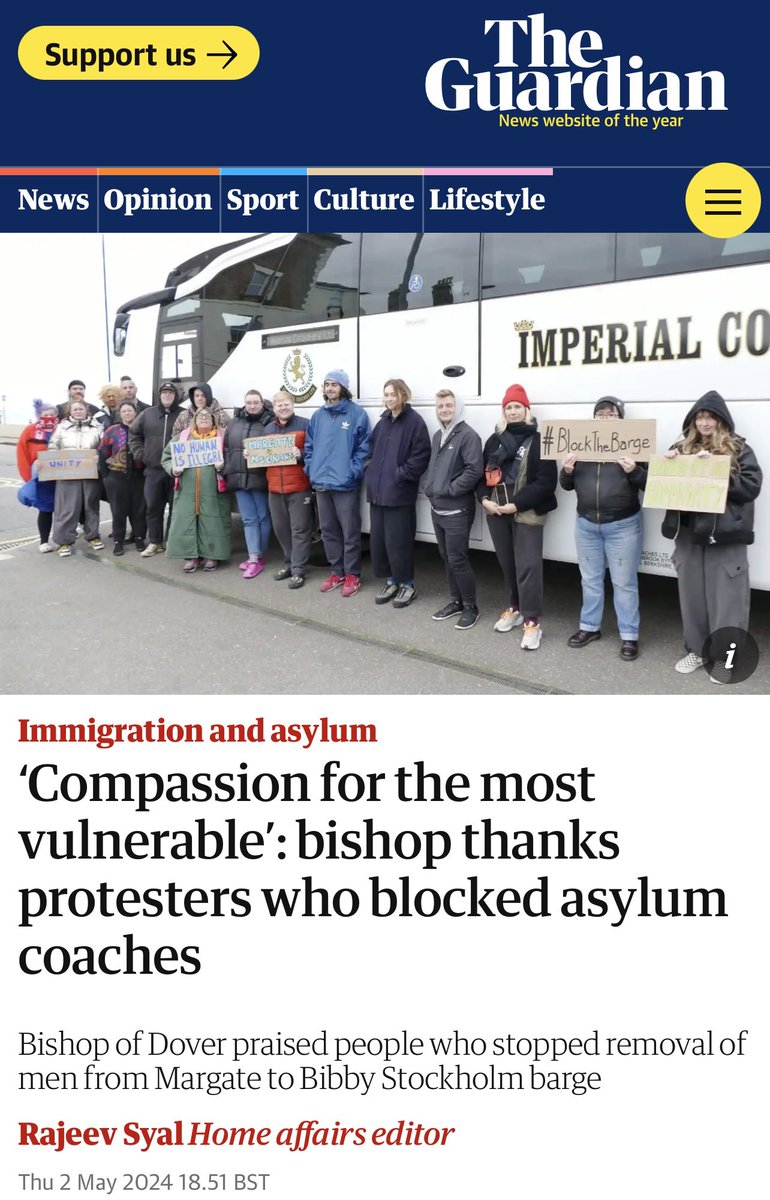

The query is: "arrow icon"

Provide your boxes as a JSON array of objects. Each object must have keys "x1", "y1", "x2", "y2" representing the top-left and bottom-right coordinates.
[{"x1": 207, "y1": 39, "x2": 237, "y2": 69}]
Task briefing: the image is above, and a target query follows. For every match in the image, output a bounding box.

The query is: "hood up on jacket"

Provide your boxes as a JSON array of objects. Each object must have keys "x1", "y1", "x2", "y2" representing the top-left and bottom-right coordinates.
[
  {"x1": 438, "y1": 396, "x2": 466, "y2": 446},
  {"x1": 187, "y1": 381, "x2": 215, "y2": 408},
  {"x1": 681, "y1": 390, "x2": 735, "y2": 433}
]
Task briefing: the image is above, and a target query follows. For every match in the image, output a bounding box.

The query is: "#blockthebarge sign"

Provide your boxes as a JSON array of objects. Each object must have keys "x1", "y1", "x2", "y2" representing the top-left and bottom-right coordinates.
[{"x1": 539, "y1": 419, "x2": 656, "y2": 462}]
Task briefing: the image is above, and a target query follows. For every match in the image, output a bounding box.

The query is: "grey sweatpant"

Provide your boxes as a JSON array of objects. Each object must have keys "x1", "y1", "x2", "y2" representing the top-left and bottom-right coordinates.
[
  {"x1": 52, "y1": 479, "x2": 102, "y2": 546},
  {"x1": 269, "y1": 490, "x2": 314, "y2": 574},
  {"x1": 672, "y1": 525, "x2": 750, "y2": 655}
]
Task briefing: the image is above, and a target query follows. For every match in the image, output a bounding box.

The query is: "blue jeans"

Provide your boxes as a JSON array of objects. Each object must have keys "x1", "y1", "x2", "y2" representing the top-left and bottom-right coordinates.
[
  {"x1": 575, "y1": 511, "x2": 643, "y2": 639},
  {"x1": 236, "y1": 489, "x2": 271, "y2": 557}
]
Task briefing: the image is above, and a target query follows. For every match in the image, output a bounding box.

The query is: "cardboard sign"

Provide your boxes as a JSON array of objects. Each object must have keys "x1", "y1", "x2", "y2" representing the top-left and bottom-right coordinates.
[
  {"x1": 169, "y1": 436, "x2": 223, "y2": 471},
  {"x1": 37, "y1": 448, "x2": 99, "y2": 481},
  {"x1": 245, "y1": 434, "x2": 298, "y2": 468},
  {"x1": 540, "y1": 419, "x2": 656, "y2": 461},
  {"x1": 643, "y1": 454, "x2": 731, "y2": 514}
]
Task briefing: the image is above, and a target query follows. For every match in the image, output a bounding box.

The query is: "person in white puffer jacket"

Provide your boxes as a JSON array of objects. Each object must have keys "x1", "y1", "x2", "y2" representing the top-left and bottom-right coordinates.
[{"x1": 47, "y1": 399, "x2": 104, "y2": 557}]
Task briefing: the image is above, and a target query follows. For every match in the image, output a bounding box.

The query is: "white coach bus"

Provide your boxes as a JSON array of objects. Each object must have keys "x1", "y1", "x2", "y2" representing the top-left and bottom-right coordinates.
[{"x1": 113, "y1": 231, "x2": 770, "y2": 586}]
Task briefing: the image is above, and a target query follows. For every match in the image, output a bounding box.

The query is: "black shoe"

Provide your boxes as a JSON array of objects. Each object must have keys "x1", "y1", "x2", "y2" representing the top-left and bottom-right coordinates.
[
  {"x1": 274, "y1": 566, "x2": 292, "y2": 581},
  {"x1": 113, "y1": 543, "x2": 125, "y2": 557},
  {"x1": 568, "y1": 629, "x2": 602, "y2": 648},
  {"x1": 125, "y1": 533, "x2": 135, "y2": 544},
  {"x1": 375, "y1": 582, "x2": 399, "y2": 605},
  {"x1": 455, "y1": 606, "x2": 480, "y2": 630},
  {"x1": 288, "y1": 574, "x2": 305, "y2": 590},
  {"x1": 134, "y1": 538, "x2": 146, "y2": 552},
  {"x1": 393, "y1": 584, "x2": 416, "y2": 609},
  {"x1": 432, "y1": 600, "x2": 464, "y2": 621},
  {"x1": 620, "y1": 640, "x2": 639, "y2": 660}
]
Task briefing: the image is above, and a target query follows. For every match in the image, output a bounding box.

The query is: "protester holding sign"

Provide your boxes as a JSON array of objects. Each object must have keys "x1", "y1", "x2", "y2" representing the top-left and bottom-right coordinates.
[
  {"x1": 16, "y1": 400, "x2": 59, "y2": 552},
  {"x1": 47, "y1": 398, "x2": 104, "y2": 557},
  {"x1": 661, "y1": 391, "x2": 762, "y2": 677},
  {"x1": 365, "y1": 379, "x2": 431, "y2": 609},
  {"x1": 478, "y1": 385, "x2": 557, "y2": 650},
  {"x1": 98, "y1": 401, "x2": 147, "y2": 556},
  {"x1": 425, "y1": 389, "x2": 484, "y2": 630},
  {"x1": 560, "y1": 397, "x2": 647, "y2": 661},
  {"x1": 162, "y1": 407, "x2": 231, "y2": 573},
  {"x1": 264, "y1": 391, "x2": 314, "y2": 590},
  {"x1": 222, "y1": 389, "x2": 274, "y2": 579}
]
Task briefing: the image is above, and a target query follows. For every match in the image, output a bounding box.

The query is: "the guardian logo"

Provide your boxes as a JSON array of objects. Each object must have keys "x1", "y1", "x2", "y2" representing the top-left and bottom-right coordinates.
[{"x1": 425, "y1": 15, "x2": 727, "y2": 113}]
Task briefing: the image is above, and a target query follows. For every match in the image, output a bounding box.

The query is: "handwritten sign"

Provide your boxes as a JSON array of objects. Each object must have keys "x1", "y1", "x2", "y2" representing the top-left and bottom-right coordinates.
[
  {"x1": 169, "y1": 436, "x2": 223, "y2": 471},
  {"x1": 245, "y1": 434, "x2": 297, "y2": 468},
  {"x1": 643, "y1": 454, "x2": 730, "y2": 514},
  {"x1": 540, "y1": 419, "x2": 656, "y2": 462},
  {"x1": 37, "y1": 448, "x2": 98, "y2": 481}
]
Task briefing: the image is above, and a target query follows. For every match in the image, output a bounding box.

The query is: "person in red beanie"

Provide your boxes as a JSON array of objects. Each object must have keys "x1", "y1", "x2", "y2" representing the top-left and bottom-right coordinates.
[{"x1": 477, "y1": 384, "x2": 557, "y2": 650}]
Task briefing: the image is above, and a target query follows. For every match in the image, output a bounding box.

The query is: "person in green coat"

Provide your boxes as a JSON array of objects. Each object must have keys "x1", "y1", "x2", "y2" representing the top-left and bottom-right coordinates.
[{"x1": 162, "y1": 407, "x2": 232, "y2": 572}]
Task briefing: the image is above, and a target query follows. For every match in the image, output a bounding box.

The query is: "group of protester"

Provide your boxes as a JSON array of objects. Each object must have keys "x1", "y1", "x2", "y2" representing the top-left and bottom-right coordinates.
[{"x1": 17, "y1": 370, "x2": 762, "y2": 678}]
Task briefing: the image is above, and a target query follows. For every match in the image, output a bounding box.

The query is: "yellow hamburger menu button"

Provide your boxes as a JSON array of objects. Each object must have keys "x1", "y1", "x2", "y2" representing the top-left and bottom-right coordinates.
[{"x1": 18, "y1": 26, "x2": 260, "y2": 81}]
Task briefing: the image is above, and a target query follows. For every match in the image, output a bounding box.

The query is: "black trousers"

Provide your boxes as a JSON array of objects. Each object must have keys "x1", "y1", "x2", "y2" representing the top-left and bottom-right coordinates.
[
  {"x1": 486, "y1": 514, "x2": 544, "y2": 623},
  {"x1": 144, "y1": 468, "x2": 174, "y2": 544},
  {"x1": 105, "y1": 472, "x2": 147, "y2": 543},
  {"x1": 431, "y1": 505, "x2": 477, "y2": 607},
  {"x1": 369, "y1": 504, "x2": 417, "y2": 583}
]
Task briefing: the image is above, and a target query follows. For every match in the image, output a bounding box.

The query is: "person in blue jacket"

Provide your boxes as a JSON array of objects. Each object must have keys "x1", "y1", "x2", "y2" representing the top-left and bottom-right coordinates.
[
  {"x1": 304, "y1": 368, "x2": 371, "y2": 598},
  {"x1": 365, "y1": 378, "x2": 431, "y2": 609}
]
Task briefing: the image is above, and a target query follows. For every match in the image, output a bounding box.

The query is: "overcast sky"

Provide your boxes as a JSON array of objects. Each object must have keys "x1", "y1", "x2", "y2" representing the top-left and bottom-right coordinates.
[{"x1": 0, "y1": 233, "x2": 221, "y2": 424}]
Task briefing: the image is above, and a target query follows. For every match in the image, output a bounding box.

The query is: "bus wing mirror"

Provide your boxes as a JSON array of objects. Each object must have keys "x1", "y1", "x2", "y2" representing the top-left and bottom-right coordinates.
[{"x1": 113, "y1": 312, "x2": 130, "y2": 356}]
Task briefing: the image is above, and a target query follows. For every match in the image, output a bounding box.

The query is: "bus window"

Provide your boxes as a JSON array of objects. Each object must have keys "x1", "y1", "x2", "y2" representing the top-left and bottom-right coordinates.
[
  {"x1": 481, "y1": 233, "x2": 614, "y2": 297},
  {"x1": 616, "y1": 232, "x2": 770, "y2": 280},
  {"x1": 360, "y1": 233, "x2": 480, "y2": 315},
  {"x1": 201, "y1": 232, "x2": 360, "y2": 333}
]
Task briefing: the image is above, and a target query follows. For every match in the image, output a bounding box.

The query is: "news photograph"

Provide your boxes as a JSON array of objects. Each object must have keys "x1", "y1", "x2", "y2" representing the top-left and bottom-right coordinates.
[
  {"x1": 1, "y1": 227, "x2": 768, "y2": 695},
  {"x1": 2, "y1": 5, "x2": 768, "y2": 1200}
]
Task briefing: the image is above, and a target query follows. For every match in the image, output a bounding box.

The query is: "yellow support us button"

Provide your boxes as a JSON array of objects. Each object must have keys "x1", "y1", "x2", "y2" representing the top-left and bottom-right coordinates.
[{"x1": 18, "y1": 26, "x2": 260, "y2": 81}]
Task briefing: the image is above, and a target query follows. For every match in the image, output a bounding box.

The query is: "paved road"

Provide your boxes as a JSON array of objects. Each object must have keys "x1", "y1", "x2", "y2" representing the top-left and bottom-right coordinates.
[{"x1": 1, "y1": 443, "x2": 767, "y2": 695}]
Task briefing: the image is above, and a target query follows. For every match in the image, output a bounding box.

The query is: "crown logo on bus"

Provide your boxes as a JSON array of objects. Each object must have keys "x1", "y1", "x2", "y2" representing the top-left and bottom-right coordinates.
[{"x1": 514, "y1": 320, "x2": 534, "y2": 331}]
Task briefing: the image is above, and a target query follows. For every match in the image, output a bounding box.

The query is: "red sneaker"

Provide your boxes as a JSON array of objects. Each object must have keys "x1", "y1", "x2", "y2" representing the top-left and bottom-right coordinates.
[
  {"x1": 341, "y1": 574, "x2": 361, "y2": 597},
  {"x1": 320, "y1": 574, "x2": 344, "y2": 592}
]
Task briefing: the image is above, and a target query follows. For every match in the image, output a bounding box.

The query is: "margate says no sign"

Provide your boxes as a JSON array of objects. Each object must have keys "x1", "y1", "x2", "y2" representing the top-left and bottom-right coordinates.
[{"x1": 539, "y1": 419, "x2": 656, "y2": 461}]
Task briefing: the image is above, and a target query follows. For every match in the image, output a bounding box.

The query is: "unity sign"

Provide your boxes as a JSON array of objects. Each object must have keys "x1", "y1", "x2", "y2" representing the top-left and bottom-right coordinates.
[
  {"x1": 36, "y1": 449, "x2": 99, "y2": 481},
  {"x1": 539, "y1": 419, "x2": 656, "y2": 462}
]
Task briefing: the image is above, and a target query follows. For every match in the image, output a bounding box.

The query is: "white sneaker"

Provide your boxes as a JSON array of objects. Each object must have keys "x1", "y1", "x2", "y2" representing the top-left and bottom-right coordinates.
[
  {"x1": 39, "y1": 542, "x2": 53, "y2": 553},
  {"x1": 141, "y1": 543, "x2": 163, "y2": 558},
  {"x1": 521, "y1": 622, "x2": 542, "y2": 650},
  {"x1": 675, "y1": 652, "x2": 704, "y2": 674},
  {"x1": 494, "y1": 607, "x2": 524, "y2": 632}
]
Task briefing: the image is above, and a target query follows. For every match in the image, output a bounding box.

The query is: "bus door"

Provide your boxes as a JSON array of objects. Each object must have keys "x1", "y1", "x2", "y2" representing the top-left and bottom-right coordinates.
[
  {"x1": 155, "y1": 311, "x2": 204, "y2": 397},
  {"x1": 358, "y1": 234, "x2": 481, "y2": 403}
]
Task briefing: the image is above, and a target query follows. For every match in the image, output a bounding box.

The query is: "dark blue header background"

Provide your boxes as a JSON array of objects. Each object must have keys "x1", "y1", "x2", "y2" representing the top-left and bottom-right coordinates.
[{"x1": 1, "y1": 2, "x2": 767, "y2": 169}]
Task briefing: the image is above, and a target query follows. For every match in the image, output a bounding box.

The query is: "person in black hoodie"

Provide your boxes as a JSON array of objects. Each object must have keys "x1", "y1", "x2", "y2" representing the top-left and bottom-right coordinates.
[
  {"x1": 560, "y1": 397, "x2": 647, "y2": 660},
  {"x1": 478, "y1": 384, "x2": 557, "y2": 651},
  {"x1": 661, "y1": 391, "x2": 762, "y2": 678},
  {"x1": 222, "y1": 389, "x2": 275, "y2": 578},
  {"x1": 129, "y1": 381, "x2": 184, "y2": 556}
]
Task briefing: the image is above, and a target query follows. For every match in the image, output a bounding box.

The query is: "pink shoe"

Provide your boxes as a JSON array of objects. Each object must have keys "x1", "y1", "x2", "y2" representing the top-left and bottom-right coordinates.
[
  {"x1": 239, "y1": 559, "x2": 251, "y2": 571},
  {"x1": 242, "y1": 560, "x2": 264, "y2": 579}
]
